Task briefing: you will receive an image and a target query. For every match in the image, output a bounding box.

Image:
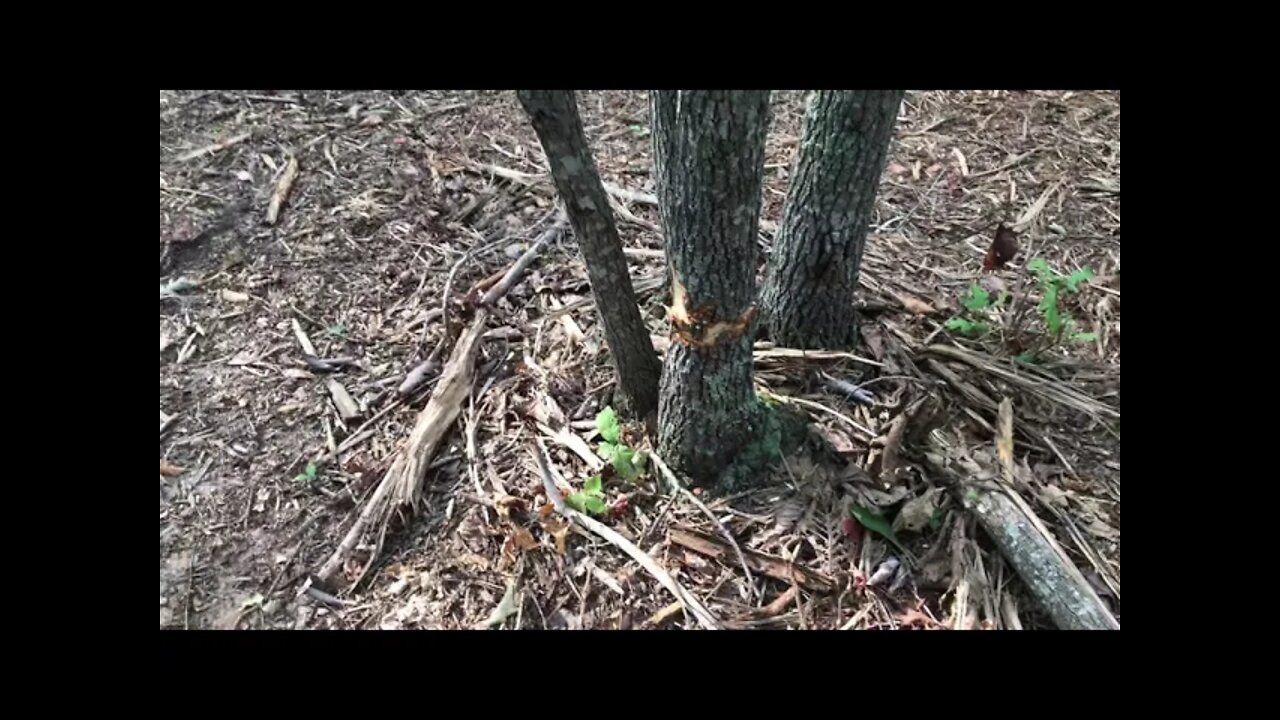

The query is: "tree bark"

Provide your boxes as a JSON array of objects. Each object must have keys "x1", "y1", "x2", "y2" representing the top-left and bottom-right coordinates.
[
  {"x1": 761, "y1": 90, "x2": 903, "y2": 349},
  {"x1": 517, "y1": 90, "x2": 661, "y2": 419},
  {"x1": 651, "y1": 90, "x2": 772, "y2": 484}
]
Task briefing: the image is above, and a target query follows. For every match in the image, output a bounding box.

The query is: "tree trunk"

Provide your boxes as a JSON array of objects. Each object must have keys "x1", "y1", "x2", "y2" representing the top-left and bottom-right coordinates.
[
  {"x1": 651, "y1": 90, "x2": 772, "y2": 485},
  {"x1": 517, "y1": 90, "x2": 662, "y2": 419},
  {"x1": 761, "y1": 90, "x2": 903, "y2": 349}
]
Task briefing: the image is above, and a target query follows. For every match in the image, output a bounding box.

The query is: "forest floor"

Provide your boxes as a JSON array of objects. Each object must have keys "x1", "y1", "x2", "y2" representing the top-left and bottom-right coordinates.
[{"x1": 160, "y1": 90, "x2": 1120, "y2": 630}]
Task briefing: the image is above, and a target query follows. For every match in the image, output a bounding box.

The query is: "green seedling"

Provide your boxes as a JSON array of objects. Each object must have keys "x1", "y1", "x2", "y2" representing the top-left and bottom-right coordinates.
[
  {"x1": 566, "y1": 474, "x2": 608, "y2": 515},
  {"x1": 566, "y1": 406, "x2": 651, "y2": 516},
  {"x1": 945, "y1": 258, "x2": 1098, "y2": 355},
  {"x1": 294, "y1": 462, "x2": 318, "y2": 485}
]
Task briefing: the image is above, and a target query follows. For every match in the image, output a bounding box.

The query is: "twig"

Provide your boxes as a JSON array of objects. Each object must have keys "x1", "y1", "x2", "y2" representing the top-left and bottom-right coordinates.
[
  {"x1": 291, "y1": 318, "x2": 318, "y2": 357},
  {"x1": 668, "y1": 526, "x2": 836, "y2": 594},
  {"x1": 757, "y1": 388, "x2": 875, "y2": 440},
  {"x1": 266, "y1": 155, "x2": 300, "y2": 225},
  {"x1": 530, "y1": 440, "x2": 720, "y2": 629},
  {"x1": 480, "y1": 210, "x2": 568, "y2": 306},
  {"x1": 177, "y1": 132, "x2": 251, "y2": 163},
  {"x1": 650, "y1": 451, "x2": 760, "y2": 601}
]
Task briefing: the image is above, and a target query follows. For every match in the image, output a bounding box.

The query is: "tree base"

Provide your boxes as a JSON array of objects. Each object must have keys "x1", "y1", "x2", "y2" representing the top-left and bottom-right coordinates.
[{"x1": 710, "y1": 400, "x2": 813, "y2": 493}]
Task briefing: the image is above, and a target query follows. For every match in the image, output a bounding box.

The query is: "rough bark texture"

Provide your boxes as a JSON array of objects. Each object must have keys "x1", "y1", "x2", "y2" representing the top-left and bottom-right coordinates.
[
  {"x1": 651, "y1": 90, "x2": 773, "y2": 485},
  {"x1": 517, "y1": 90, "x2": 661, "y2": 419},
  {"x1": 923, "y1": 441, "x2": 1119, "y2": 630},
  {"x1": 761, "y1": 90, "x2": 904, "y2": 349}
]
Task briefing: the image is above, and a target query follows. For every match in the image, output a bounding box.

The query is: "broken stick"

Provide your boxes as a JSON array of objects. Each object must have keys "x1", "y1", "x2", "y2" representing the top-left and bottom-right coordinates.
[{"x1": 266, "y1": 155, "x2": 300, "y2": 225}]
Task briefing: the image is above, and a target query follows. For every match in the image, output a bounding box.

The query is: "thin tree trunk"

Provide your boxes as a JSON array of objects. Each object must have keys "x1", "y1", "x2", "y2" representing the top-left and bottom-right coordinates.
[
  {"x1": 651, "y1": 90, "x2": 772, "y2": 484},
  {"x1": 761, "y1": 90, "x2": 903, "y2": 349},
  {"x1": 517, "y1": 90, "x2": 661, "y2": 419}
]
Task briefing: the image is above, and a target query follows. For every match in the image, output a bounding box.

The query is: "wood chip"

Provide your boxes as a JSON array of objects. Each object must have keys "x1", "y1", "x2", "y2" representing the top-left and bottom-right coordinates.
[
  {"x1": 326, "y1": 379, "x2": 361, "y2": 421},
  {"x1": 266, "y1": 155, "x2": 300, "y2": 225}
]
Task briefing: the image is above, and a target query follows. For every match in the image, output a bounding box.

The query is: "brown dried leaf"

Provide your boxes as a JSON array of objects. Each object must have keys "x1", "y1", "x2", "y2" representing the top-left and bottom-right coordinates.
[
  {"x1": 893, "y1": 292, "x2": 936, "y2": 315},
  {"x1": 160, "y1": 460, "x2": 185, "y2": 477},
  {"x1": 541, "y1": 516, "x2": 570, "y2": 555},
  {"x1": 895, "y1": 487, "x2": 944, "y2": 533},
  {"x1": 512, "y1": 526, "x2": 538, "y2": 551},
  {"x1": 983, "y1": 224, "x2": 1019, "y2": 272},
  {"x1": 814, "y1": 423, "x2": 857, "y2": 455}
]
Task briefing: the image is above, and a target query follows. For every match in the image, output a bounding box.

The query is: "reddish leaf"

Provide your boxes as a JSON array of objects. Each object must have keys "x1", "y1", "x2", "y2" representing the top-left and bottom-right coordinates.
[
  {"x1": 841, "y1": 517, "x2": 864, "y2": 545},
  {"x1": 608, "y1": 495, "x2": 630, "y2": 519},
  {"x1": 983, "y1": 223, "x2": 1019, "y2": 272}
]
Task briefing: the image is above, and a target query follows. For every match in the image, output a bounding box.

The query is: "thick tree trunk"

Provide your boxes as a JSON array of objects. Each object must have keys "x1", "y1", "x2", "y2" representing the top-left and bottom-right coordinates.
[
  {"x1": 517, "y1": 90, "x2": 662, "y2": 419},
  {"x1": 761, "y1": 90, "x2": 903, "y2": 349},
  {"x1": 651, "y1": 90, "x2": 772, "y2": 485}
]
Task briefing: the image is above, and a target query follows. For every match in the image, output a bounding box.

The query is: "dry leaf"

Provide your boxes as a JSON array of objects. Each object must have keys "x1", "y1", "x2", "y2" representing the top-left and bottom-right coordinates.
[
  {"x1": 887, "y1": 162, "x2": 910, "y2": 176},
  {"x1": 221, "y1": 289, "x2": 250, "y2": 303},
  {"x1": 228, "y1": 349, "x2": 258, "y2": 366},
  {"x1": 511, "y1": 526, "x2": 538, "y2": 552},
  {"x1": 856, "y1": 484, "x2": 912, "y2": 508},
  {"x1": 1038, "y1": 483, "x2": 1070, "y2": 507},
  {"x1": 983, "y1": 224, "x2": 1019, "y2": 272},
  {"x1": 1086, "y1": 519, "x2": 1120, "y2": 541},
  {"x1": 895, "y1": 487, "x2": 943, "y2": 533},
  {"x1": 160, "y1": 460, "x2": 185, "y2": 477},
  {"x1": 814, "y1": 423, "x2": 857, "y2": 455},
  {"x1": 495, "y1": 494, "x2": 525, "y2": 522},
  {"x1": 541, "y1": 516, "x2": 570, "y2": 555},
  {"x1": 894, "y1": 292, "x2": 936, "y2": 315}
]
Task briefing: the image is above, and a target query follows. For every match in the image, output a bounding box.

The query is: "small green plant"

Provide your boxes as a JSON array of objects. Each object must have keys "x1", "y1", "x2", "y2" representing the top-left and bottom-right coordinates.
[
  {"x1": 294, "y1": 462, "x2": 318, "y2": 485},
  {"x1": 566, "y1": 406, "x2": 649, "y2": 516},
  {"x1": 945, "y1": 258, "x2": 1098, "y2": 357},
  {"x1": 1027, "y1": 258, "x2": 1097, "y2": 343},
  {"x1": 565, "y1": 474, "x2": 608, "y2": 515},
  {"x1": 944, "y1": 283, "x2": 1008, "y2": 337},
  {"x1": 326, "y1": 323, "x2": 348, "y2": 338},
  {"x1": 594, "y1": 405, "x2": 646, "y2": 481}
]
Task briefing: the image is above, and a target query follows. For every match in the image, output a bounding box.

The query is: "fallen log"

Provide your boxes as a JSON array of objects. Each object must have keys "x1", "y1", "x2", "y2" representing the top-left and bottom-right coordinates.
[{"x1": 923, "y1": 411, "x2": 1118, "y2": 630}]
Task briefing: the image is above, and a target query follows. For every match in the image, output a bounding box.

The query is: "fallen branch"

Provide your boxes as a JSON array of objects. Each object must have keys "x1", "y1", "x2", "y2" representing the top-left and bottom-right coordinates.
[
  {"x1": 315, "y1": 311, "x2": 487, "y2": 586},
  {"x1": 923, "y1": 426, "x2": 1118, "y2": 630},
  {"x1": 314, "y1": 215, "x2": 571, "y2": 587}
]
